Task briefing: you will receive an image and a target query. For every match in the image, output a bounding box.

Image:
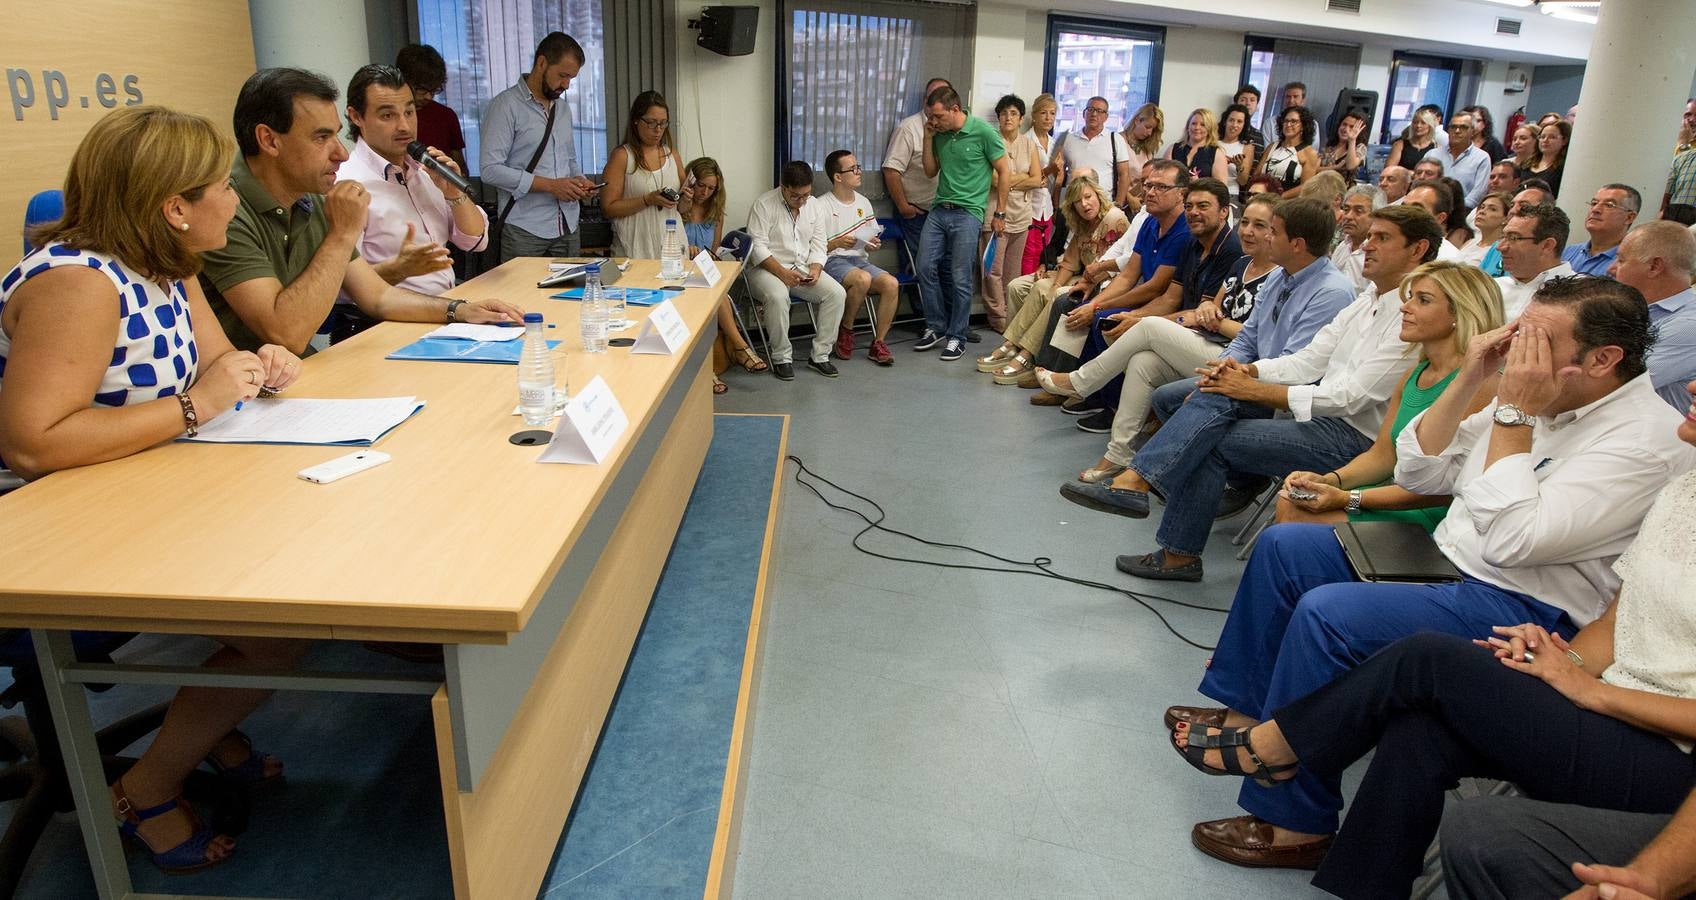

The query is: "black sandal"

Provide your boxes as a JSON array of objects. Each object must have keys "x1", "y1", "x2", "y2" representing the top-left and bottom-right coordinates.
[{"x1": 1170, "y1": 724, "x2": 1296, "y2": 788}]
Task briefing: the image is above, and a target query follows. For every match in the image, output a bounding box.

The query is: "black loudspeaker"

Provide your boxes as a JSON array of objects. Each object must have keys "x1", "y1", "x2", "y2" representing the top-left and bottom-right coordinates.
[
  {"x1": 693, "y1": 6, "x2": 759, "y2": 57},
  {"x1": 1328, "y1": 88, "x2": 1378, "y2": 141}
]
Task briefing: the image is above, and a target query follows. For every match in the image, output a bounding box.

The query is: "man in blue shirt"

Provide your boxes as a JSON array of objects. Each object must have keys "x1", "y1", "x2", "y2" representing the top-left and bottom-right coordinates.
[
  {"x1": 1035, "y1": 159, "x2": 1189, "y2": 401},
  {"x1": 1058, "y1": 198, "x2": 1362, "y2": 580},
  {"x1": 479, "y1": 32, "x2": 601, "y2": 262},
  {"x1": 1563, "y1": 183, "x2": 1640, "y2": 278},
  {"x1": 1609, "y1": 220, "x2": 1696, "y2": 409}
]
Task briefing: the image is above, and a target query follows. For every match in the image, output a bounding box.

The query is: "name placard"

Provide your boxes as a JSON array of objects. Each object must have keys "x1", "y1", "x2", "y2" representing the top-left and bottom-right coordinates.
[
  {"x1": 691, "y1": 250, "x2": 722, "y2": 287},
  {"x1": 537, "y1": 376, "x2": 628, "y2": 465},
  {"x1": 631, "y1": 299, "x2": 691, "y2": 356}
]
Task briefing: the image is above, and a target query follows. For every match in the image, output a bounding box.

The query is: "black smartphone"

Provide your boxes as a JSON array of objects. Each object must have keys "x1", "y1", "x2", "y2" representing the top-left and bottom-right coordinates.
[{"x1": 608, "y1": 337, "x2": 636, "y2": 347}]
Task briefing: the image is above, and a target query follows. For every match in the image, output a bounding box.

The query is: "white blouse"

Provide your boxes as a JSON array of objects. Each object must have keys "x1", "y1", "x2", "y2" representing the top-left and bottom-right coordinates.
[{"x1": 1606, "y1": 468, "x2": 1696, "y2": 751}]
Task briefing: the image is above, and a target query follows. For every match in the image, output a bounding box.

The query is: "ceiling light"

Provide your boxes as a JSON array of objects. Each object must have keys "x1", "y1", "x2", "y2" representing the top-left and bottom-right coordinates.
[
  {"x1": 1478, "y1": 0, "x2": 1534, "y2": 6},
  {"x1": 1539, "y1": 5, "x2": 1598, "y2": 23}
]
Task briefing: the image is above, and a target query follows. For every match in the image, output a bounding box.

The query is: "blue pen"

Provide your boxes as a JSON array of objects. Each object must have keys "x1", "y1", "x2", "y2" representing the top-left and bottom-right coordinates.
[{"x1": 235, "y1": 401, "x2": 243, "y2": 411}]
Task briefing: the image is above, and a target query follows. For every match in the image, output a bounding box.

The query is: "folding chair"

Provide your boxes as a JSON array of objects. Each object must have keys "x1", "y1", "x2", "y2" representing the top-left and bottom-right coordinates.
[{"x1": 717, "y1": 229, "x2": 816, "y2": 364}]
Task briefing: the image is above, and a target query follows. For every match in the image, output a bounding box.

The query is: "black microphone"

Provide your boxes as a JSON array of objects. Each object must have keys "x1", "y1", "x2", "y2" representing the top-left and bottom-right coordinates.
[{"x1": 405, "y1": 141, "x2": 472, "y2": 196}]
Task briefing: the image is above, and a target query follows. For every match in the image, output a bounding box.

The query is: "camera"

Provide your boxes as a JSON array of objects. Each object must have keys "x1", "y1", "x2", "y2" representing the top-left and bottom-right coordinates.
[{"x1": 659, "y1": 187, "x2": 681, "y2": 203}]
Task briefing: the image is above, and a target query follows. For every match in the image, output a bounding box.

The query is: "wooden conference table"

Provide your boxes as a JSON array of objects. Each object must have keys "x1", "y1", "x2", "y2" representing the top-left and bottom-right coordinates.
[{"x1": 0, "y1": 257, "x2": 738, "y2": 899}]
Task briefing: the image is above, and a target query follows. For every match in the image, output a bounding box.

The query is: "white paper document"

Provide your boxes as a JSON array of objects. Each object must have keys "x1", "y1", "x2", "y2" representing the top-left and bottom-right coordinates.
[
  {"x1": 186, "y1": 397, "x2": 425, "y2": 445},
  {"x1": 537, "y1": 377, "x2": 628, "y2": 464},
  {"x1": 423, "y1": 323, "x2": 524, "y2": 342},
  {"x1": 631, "y1": 299, "x2": 692, "y2": 355},
  {"x1": 1048, "y1": 318, "x2": 1089, "y2": 357}
]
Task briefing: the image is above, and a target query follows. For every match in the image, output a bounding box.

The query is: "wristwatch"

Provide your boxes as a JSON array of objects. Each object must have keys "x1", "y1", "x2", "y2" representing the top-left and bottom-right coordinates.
[
  {"x1": 1493, "y1": 403, "x2": 1532, "y2": 427},
  {"x1": 1346, "y1": 490, "x2": 1363, "y2": 514},
  {"x1": 992, "y1": 211, "x2": 1006, "y2": 219},
  {"x1": 445, "y1": 298, "x2": 466, "y2": 323}
]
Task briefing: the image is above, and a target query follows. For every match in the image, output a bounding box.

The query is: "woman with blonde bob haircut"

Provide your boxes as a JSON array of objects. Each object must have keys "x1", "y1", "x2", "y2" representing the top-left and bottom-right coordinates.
[
  {"x1": 1276, "y1": 260, "x2": 1506, "y2": 531},
  {"x1": 0, "y1": 106, "x2": 308, "y2": 873},
  {"x1": 981, "y1": 174, "x2": 1128, "y2": 382},
  {"x1": 1168, "y1": 107, "x2": 1230, "y2": 185}
]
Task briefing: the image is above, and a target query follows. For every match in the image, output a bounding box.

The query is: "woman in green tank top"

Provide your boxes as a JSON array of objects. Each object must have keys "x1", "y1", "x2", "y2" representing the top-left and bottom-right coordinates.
[{"x1": 1277, "y1": 261, "x2": 1507, "y2": 531}]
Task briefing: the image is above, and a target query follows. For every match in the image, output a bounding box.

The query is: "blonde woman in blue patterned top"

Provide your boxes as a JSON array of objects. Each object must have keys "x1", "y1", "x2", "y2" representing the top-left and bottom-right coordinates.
[{"x1": 0, "y1": 106, "x2": 306, "y2": 873}]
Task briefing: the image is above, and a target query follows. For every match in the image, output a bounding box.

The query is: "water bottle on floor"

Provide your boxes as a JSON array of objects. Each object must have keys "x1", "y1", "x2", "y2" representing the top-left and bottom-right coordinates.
[
  {"x1": 660, "y1": 214, "x2": 684, "y2": 280},
  {"x1": 518, "y1": 313, "x2": 555, "y2": 426},
  {"x1": 581, "y1": 263, "x2": 609, "y2": 353}
]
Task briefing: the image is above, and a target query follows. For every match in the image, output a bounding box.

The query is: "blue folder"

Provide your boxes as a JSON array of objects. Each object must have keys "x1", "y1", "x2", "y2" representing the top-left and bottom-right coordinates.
[
  {"x1": 551, "y1": 287, "x2": 669, "y2": 306},
  {"x1": 386, "y1": 337, "x2": 562, "y2": 364}
]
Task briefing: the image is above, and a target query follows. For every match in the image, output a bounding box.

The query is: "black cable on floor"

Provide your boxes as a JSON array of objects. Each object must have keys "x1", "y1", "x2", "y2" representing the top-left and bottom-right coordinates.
[{"x1": 786, "y1": 455, "x2": 1225, "y2": 652}]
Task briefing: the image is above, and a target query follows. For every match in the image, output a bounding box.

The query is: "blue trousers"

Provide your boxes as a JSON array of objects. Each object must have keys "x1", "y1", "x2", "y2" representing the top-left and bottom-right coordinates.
[
  {"x1": 1078, "y1": 308, "x2": 1126, "y2": 411},
  {"x1": 899, "y1": 208, "x2": 928, "y2": 274},
  {"x1": 917, "y1": 205, "x2": 981, "y2": 341},
  {"x1": 1198, "y1": 524, "x2": 1576, "y2": 835},
  {"x1": 1133, "y1": 381, "x2": 1372, "y2": 556}
]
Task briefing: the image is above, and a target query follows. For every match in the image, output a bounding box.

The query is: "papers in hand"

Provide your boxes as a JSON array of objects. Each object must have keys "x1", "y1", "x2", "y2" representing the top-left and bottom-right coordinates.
[
  {"x1": 185, "y1": 397, "x2": 425, "y2": 446},
  {"x1": 1048, "y1": 319, "x2": 1089, "y2": 357},
  {"x1": 424, "y1": 323, "x2": 523, "y2": 342}
]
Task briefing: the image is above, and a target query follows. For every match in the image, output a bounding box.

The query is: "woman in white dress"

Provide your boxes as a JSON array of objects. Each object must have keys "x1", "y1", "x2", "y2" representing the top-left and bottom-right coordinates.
[
  {"x1": 602, "y1": 91, "x2": 685, "y2": 259},
  {"x1": 1021, "y1": 93, "x2": 1059, "y2": 276}
]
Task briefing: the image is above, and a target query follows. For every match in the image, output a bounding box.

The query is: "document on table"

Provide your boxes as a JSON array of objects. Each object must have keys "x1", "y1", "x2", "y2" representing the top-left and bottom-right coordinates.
[
  {"x1": 424, "y1": 323, "x2": 524, "y2": 342},
  {"x1": 182, "y1": 397, "x2": 426, "y2": 446}
]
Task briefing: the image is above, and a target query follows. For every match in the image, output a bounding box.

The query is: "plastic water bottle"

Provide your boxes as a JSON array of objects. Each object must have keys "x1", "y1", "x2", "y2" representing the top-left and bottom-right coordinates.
[
  {"x1": 517, "y1": 312, "x2": 555, "y2": 426},
  {"x1": 580, "y1": 263, "x2": 609, "y2": 353},
  {"x1": 660, "y1": 213, "x2": 685, "y2": 280}
]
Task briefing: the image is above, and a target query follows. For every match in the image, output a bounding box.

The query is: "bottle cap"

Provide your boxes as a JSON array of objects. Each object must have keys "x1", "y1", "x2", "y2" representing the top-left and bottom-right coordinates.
[{"x1": 523, "y1": 312, "x2": 543, "y2": 323}]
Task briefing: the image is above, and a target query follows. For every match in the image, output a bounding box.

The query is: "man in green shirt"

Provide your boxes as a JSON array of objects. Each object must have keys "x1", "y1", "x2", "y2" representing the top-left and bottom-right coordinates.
[
  {"x1": 200, "y1": 68, "x2": 521, "y2": 355},
  {"x1": 913, "y1": 85, "x2": 1010, "y2": 361}
]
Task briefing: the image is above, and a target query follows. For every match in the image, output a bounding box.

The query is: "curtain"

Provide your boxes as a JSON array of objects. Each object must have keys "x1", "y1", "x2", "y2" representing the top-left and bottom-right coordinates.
[
  {"x1": 416, "y1": 0, "x2": 608, "y2": 175},
  {"x1": 1265, "y1": 38, "x2": 1362, "y2": 141},
  {"x1": 778, "y1": 0, "x2": 975, "y2": 177},
  {"x1": 603, "y1": 0, "x2": 678, "y2": 158}
]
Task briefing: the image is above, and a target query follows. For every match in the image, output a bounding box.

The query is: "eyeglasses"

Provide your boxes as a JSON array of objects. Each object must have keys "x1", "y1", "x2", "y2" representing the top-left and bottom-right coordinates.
[
  {"x1": 1085, "y1": 106, "x2": 1109, "y2": 115},
  {"x1": 1587, "y1": 199, "x2": 1633, "y2": 212},
  {"x1": 638, "y1": 117, "x2": 669, "y2": 130},
  {"x1": 1143, "y1": 182, "x2": 1179, "y2": 195},
  {"x1": 1447, "y1": 124, "x2": 1472, "y2": 131},
  {"x1": 1498, "y1": 233, "x2": 1539, "y2": 244},
  {"x1": 836, "y1": 165, "x2": 863, "y2": 175}
]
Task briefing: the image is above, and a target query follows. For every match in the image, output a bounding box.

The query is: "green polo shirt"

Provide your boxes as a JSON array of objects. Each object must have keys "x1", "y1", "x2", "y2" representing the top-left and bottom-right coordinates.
[
  {"x1": 930, "y1": 115, "x2": 1004, "y2": 221},
  {"x1": 198, "y1": 156, "x2": 358, "y2": 352}
]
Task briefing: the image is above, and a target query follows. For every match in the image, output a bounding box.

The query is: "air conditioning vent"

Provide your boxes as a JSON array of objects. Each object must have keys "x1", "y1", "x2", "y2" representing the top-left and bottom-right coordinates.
[
  {"x1": 1327, "y1": 0, "x2": 1362, "y2": 12},
  {"x1": 1496, "y1": 17, "x2": 1522, "y2": 35}
]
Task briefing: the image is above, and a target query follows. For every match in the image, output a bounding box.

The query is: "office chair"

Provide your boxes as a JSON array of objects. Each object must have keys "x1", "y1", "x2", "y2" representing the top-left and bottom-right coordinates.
[
  {"x1": 21, "y1": 191, "x2": 64, "y2": 256},
  {"x1": 0, "y1": 631, "x2": 172, "y2": 899}
]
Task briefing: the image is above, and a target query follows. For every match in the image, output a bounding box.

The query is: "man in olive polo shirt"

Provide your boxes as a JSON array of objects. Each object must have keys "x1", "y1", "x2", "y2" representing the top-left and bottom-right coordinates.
[
  {"x1": 913, "y1": 85, "x2": 1010, "y2": 361},
  {"x1": 200, "y1": 68, "x2": 521, "y2": 355}
]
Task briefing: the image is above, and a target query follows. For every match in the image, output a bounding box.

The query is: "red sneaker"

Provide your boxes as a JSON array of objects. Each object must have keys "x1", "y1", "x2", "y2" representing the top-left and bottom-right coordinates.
[
  {"x1": 869, "y1": 340, "x2": 894, "y2": 366},
  {"x1": 833, "y1": 327, "x2": 855, "y2": 360}
]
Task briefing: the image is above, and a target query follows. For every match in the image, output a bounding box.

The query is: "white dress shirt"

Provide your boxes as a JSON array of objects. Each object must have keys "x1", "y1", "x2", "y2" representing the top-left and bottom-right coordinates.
[
  {"x1": 746, "y1": 189, "x2": 827, "y2": 271},
  {"x1": 1329, "y1": 239, "x2": 1367, "y2": 292},
  {"x1": 1496, "y1": 261, "x2": 1576, "y2": 320},
  {"x1": 1395, "y1": 374, "x2": 1696, "y2": 627},
  {"x1": 1436, "y1": 239, "x2": 1464, "y2": 263},
  {"x1": 337, "y1": 138, "x2": 488, "y2": 297},
  {"x1": 1252, "y1": 281, "x2": 1416, "y2": 436}
]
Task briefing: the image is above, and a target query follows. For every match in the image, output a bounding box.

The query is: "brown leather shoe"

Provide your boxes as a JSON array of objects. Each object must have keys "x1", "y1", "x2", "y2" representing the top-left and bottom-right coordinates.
[
  {"x1": 1191, "y1": 815, "x2": 1332, "y2": 870},
  {"x1": 1030, "y1": 390, "x2": 1066, "y2": 406},
  {"x1": 1164, "y1": 705, "x2": 1227, "y2": 732}
]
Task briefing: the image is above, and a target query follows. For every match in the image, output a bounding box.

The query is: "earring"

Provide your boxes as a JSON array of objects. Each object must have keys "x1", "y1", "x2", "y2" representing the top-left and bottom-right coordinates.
[{"x1": 178, "y1": 222, "x2": 190, "y2": 232}]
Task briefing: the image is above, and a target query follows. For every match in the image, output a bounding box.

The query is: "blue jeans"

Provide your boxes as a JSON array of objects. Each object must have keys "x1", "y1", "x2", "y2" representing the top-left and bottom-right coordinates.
[
  {"x1": 1197, "y1": 523, "x2": 1576, "y2": 835},
  {"x1": 917, "y1": 205, "x2": 981, "y2": 341},
  {"x1": 1133, "y1": 380, "x2": 1372, "y2": 556},
  {"x1": 899, "y1": 208, "x2": 928, "y2": 273}
]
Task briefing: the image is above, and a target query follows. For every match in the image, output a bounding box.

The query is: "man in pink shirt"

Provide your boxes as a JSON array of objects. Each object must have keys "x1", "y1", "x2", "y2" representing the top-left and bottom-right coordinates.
[{"x1": 338, "y1": 64, "x2": 488, "y2": 304}]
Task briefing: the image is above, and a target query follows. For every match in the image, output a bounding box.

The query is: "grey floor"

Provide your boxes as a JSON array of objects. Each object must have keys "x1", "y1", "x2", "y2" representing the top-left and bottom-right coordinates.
[{"x1": 715, "y1": 324, "x2": 1353, "y2": 899}]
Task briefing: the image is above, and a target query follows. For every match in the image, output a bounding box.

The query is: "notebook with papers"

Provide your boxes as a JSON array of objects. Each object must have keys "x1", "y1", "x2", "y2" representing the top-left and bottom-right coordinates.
[{"x1": 181, "y1": 397, "x2": 425, "y2": 446}]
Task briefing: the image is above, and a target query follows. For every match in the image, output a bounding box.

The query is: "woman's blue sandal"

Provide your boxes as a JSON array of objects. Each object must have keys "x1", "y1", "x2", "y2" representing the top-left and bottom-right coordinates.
[
  {"x1": 205, "y1": 729, "x2": 282, "y2": 786},
  {"x1": 112, "y1": 779, "x2": 231, "y2": 874},
  {"x1": 1170, "y1": 724, "x2": 1297, "y2": 788}
]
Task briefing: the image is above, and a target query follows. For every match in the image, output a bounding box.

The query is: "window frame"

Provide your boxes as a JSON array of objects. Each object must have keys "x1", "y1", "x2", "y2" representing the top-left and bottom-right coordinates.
[
  {"x1": 1042, "y1": 14, "x2": 1166, "y2": 133},
  {"x1": 1383, "y1": 51, "x2": 1464, "y2": 144}
]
